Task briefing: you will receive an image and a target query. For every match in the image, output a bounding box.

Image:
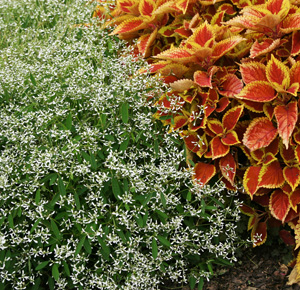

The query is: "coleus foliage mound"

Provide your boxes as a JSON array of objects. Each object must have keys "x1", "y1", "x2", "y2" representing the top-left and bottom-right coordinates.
[{"x1": 97, "y1": 0, "x2": 300, "y2": 277}]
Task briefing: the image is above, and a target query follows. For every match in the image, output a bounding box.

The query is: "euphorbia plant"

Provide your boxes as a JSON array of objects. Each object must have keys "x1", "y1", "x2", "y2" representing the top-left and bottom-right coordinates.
[{"x1": 96, "y1": 0, "x2": 300, "y2": 281}]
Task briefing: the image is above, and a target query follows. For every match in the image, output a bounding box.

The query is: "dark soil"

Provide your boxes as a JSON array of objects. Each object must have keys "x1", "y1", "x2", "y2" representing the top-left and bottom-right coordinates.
[{"x1": 160, "y1": 244, "x2": 300, "y2": 290}]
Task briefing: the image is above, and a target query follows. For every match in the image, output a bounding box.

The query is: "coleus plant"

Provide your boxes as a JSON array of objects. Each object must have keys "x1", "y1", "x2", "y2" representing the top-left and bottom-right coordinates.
[{"x1": 96, "y1": 0, "x2": 300, "y2": 279}]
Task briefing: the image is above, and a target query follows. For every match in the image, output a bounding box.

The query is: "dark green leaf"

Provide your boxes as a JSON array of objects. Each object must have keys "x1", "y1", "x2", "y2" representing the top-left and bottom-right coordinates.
[
  {"x1": 157, "y1": 235, "x2": 171, "y2": 247},
  {"x1": 30, "y1": 218, "x2": 41, "y2": 234},
  {"x1": 74, "y1": 191, "x2": 80, "y2": 210},
  {"x1": 49, "y1": 173, "x2": 57, "y2": 186},
  {"x1": 52, "y1": 263, "x2": 59, "y2": 281},
  {"x1": 35, "y1": 189, "x2": 41, "y2": 205},
  {"x1": 8, "y1": 214, "x2": 14, "y2": 229},
  {"x1": 65, "y1": 113, "x2": 72, "y2": 130},
  {"x1": 35, "y1": 260, "x2": 50, "y2": 271},
  {"x1": 29, "y1": 73, "x2": 37, "y2": 86},
  {"x1": 75, "y1": 235, "x2": 86, "y2": 256},
  {"x1": 51, "y1": 219, "x2": 61, "y2": 240},
  {"x1": 189, "y1": 276, "x2": 197, "y2": 289},
  {"x1": 111, "y1": 177, "x2": 121, "y2": 199},
  {"x1": 160, "y1": 192, "x2": 166, "y2": 208},
  {"x1": 58, "y1": 176, "x2": 66, "y2": 196},
  {"x1": 198, "y1": 277, "x2": 204, "y2": 290},
  {"x1": 121, "y1": 103, "x2": 129, "y2": 124},
  {"x1": 62, "y1": 261, "x2": 70, "y2": 277},
  {"x1": 119, "y1": 138, "x2": 129, "y2": 152},
  {"x1": 151, "y1": 238, "x2": 158, "y2": 259},
  {"x1": 84, "y1": 238, "x2": 92, "y2": 254}
]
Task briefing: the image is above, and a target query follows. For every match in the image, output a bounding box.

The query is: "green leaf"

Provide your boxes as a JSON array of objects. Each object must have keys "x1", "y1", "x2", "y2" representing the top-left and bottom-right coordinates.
[
  {"x1": 51, "y1": 219, "x2": 61, "y2": 240},
  {"x1": 30, "y1": 218, "x2": 41, "y2": 234},
  {"x1": 48, "y1": 277, "x2": 54, "y2": 290},
  {"x1": 29, "y1": 73, "x2": 37, "y2": 86},
  {"x1": 58, "y1": 176, "x2": 66, "y2": 196},
  {"x1": 90, "y1": 153, "x2": 97, "y2": 170},
  {"x1": 84, "y1": 238, "x2": 92, "y2": 254},
  {"x1": 135, "y1": 214, "x2": 144, "y2": 227},
  {"x1": 119, "y1": 138, "x2": 129, "y2": 152},
  {"x1": 207, "y1": 261, "x2": 214, "y2": 275},
  {"x1": 111, "y1": 177, "x2": 121, "y2": 199},
  {"x1": 52, "y1": 263, "x2": 59, "y2": 281},
  {"x1": 35, "y1": 189, "x2": 41, "y2": 205},
  {"x1": 65, "y1": 113, "x2": 72, "y2": 130},
  {"x1": 74, "y1": 191, "x2": 81, "y2": 210},
  {"x1": 189, "y1": 276, "x2": 197, "y2": 289},
  {"x1": 157, "y1": 235, "x2": 171, "y2": 247},
  {"x1": 35, "y1": 260, "x2": 50, "y2": 271},
  {"x1": 151, "y1": 238, "x2": 158, "y2": 259},
  {"x1": 8, "y1": 214, "x2": 14, "y2": 229},
  {"x1": 62, "y1": 261, "x2": 70, "y2": 277},
  {"x1": 121, "y1": 103, "x2": 129, "y2": 124},
  {"x1": 31, "y1": 277, "x2": 41, "y2": 290},
  {"x1": 98, "y1": 238, "x2": 110, "y2": 261},
  {"x1": 75, "y1": 235, "x2": 86, "y2": 256},
  {"x1": 160, "y1": 192, "x2": 166, "y2": 208},
  {"x1": 186, "y1": 191, "x2": 192, "y2": 201},
  {"x1": 214, "y1": 257, "x2": 233, "y2": 266},
  {"x1": 49, "y1": 173, "x2": 57, "y2": 186},
  {"x1": 198, "y1": 277, "x2": 204, "y2": 290}
]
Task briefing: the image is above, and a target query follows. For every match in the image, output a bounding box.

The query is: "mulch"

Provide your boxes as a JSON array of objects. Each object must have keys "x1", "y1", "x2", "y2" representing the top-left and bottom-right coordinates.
[{"x1": 160, "y1": 244, "x2": 300, "y2": 290}]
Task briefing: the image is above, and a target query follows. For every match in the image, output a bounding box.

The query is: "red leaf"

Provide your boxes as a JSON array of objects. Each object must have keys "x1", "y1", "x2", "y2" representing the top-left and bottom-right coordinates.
[
  {"x1": 274, "y1": 101, "x2": 298, "y2": 149},
  {"x1": 270, "y1": 189, "x2": 290, "y2": 222},
  {"x1": 193, "y1": 162, "x2": 216, "y2": 187},
  {"x1": 279, "y1": 230, "x2": 295, "y2": 246},
  {"x1": 266, "y1": 0, "x2": 289, "y2": 14},
  {"x1": 219, "y1": 74, "x2": 243, "y2": 97},
  {"x1": 258, "y1": 160, "x2": 285, "y2": 189},
  {"x1": 216, "y1": 97, "x2": 230, "y2": 112},
  {"x1": 219, "y1": 153, "x2": 236, "y2": 185},
  {"x1": 290, "y1": 61, "x2": 300, "y2": 85},
  {"x1": 180, "y1": 131, "x2": 201, "y2": 153},
  {"x1": 240, "y1": 62, "x2": 267, "y2": 85},
  {"x1": 283, "y1": 166, "x2": 300, "y2": 190},
  {"x1": 236, "y1": 81, "x2": 277, "y2": 102},
  {"x1": 289, "y1": 188, "x2": 300, "y2": 211},
  {"x1": 222, "y1": 105, "x2": 244, "y2": 131},
  {"x1": 210, "y1": 136, "x2": 229, "y2": 159},
  {"x1": 243, "y1": 166, "x2": 262, "y2": 198},
  {"x1": 292, "y1": 31, "x2": 300, "y2": 56},
  {"x1": 243, "y1": 117, "x2": 278, "y2": 151},
  {"x1": 251, "y1": 221, "x2": 267, "y2": 247},
  {"x1": 240, "y1": 204, "x2": 256, "y2": 216},
  {"x1": 194, "y1": 70, "x2": 213, "y2": 88}
]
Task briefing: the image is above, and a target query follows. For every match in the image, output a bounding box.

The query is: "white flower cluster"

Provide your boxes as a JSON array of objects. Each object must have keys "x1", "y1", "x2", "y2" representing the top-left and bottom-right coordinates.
[{"x1": 0, "y1": 0, "x2": 244, "y2": 289}]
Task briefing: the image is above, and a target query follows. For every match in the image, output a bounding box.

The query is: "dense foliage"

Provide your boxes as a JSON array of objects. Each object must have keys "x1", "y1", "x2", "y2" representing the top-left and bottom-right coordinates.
[
  {"x1": 0, "y1": 0, "x2": 243, "y2": 289},
  {"x1": 98, "y1": 0, "x2": 300, "y2": 279}
]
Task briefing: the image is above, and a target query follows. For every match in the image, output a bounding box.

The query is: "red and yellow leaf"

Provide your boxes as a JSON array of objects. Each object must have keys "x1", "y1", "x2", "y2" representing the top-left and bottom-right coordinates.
[
  {"x1": 290, "y1": 61, "x2": 300, "y2": 85},
  {"x1": 266, "y1": 55, "x2": 290, "y2": 91},
  {"x1": 274, "y1": 101, "x2": 298, "y2": 149},
  {"x1": 258, "y1": 160, "x2": 285, "y2": 189},
  {"x1": 219, "y1": 74, "x2": 243, "y2": 97},
  {"x1": 193, "y1": 162, "x2": 216, "y2": 187},
  {"x1": 243, "y1": 166, "x2": 262, "y2": 198},
  {"x1": 284, "y1": 166, "x2": 300, "y2": 191},
  {"x1": 139, "y1": 0, "x2": 156, "y2": 16},
  {"x1": 111, "y1": 18, "x2": 148, "y2": 35},
  {"x1": 212, "y1": 36, "x2": 245, "y2": 59},
  {"x1": 180, "y1": 130, "x2": 200, "y2": 153},
  {"x1": 270, "y1": 189, "x2": 290, "y2": 222},
  {"x1": 243, "y1": 117, "x2": 278, "y2": 151},
  {"x1": 188, "y1": 21, "x2": 215, "y2": 47},
  {"x1": 221, "y1": 131, "x2": 240, "y2": 145},
  {"x1": 240, "y1": 204, "x2": 256, "y2": 216},
  {"x1": 170, "y1": 79, "x2": 195, "y2": 92},
  {"x1": 236, "y1": 81, "x2": 277, "y2": 102},
  {"x1": 137, "y1": 29, "x2": 157, "y2": 57},
  {"x1": 222, "y1": 105, "x2": 244, "y2": 131},
  {"x1": 250, "y1": 38, "x2": 281, "y2": 59},
  {"x1": 210, "y1": 136, "x2": 229, "y2": 159},
  {"x1": 251, "y1": 221, "x2": 267, "y2": 247},
  {"x1": 240, "y1": 62, "x2": 267, "y2": 85},
  {"x1": 117, "y1": 0, "x2": 139, "y2": 14},
  {"x1": 207, "y1": 119, "x2": 223, "y2": 135},
  {"x1": 219, "y1": 153, "x2": 236, "y2": 185},
  {"x1": 154, "y1": 48, "x2": 197, "y2": 63}
]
